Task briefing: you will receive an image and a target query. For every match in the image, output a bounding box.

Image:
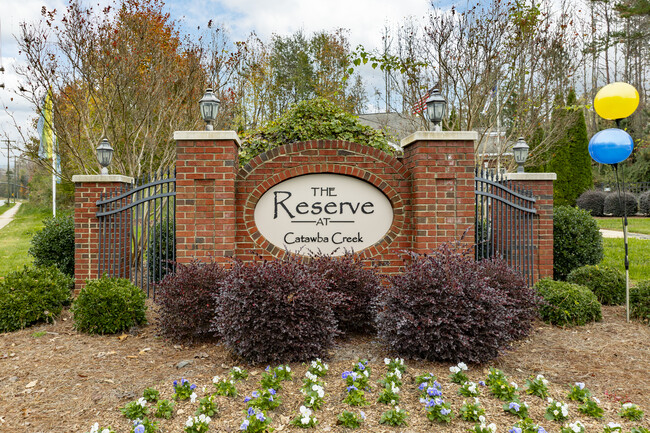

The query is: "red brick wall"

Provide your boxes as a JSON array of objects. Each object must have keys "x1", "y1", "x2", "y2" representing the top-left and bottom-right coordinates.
[
  {"x1": 175, "y1": 135, "x2": 238, "y2": 264},
  {"x1": 235, "y1": 140, "x2": 413, "y2": 273},
  {"x1": 73, "y1": 178, "x2": 133, "y2": 293},
  {"x1": 507, "y1": 178, "x2": 555, "y2": 282},
  {"x1": 402, "y1": 135, "x2": 476, "y2": 252}
]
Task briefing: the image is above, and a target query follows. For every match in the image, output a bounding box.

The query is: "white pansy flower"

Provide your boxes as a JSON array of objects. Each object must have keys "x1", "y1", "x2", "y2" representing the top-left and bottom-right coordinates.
[
  {"x1": 286, "y1": 366, "x2": 291, "y2": 372},
  {"x1": 511, "y1": 382, "x2": 518, "y2": 389},
  {"x1": 575, "y1": 382, "x2": 585, "y2": 390},
  {"x1": 622, "y1": 403, "x2": 635, "y2": 409},
  {"x1": 186, "y1": 417, "x2": 194, "y2": 427},
  {"x1": 594, "y1": 397, "x2": 600, "y2": 404},
  {"x1": 608, "y1": 423, "x2": 622, "y2": 428},
  {"x1": 137, "y1": 397, "x2": 147, "y2": 407},
  {"x1": 384, "y1": 358, "x2": 390, "y2": 365},
  {"x1": 90, "y1": 423, "x2": 99, "y2": 433},
  {"x1": 305, "y1": 372, "x2": 317, "y2": 381},
  {"x1": 212, "y1": 375, "x2": 220, "y2": 383},
  {"x1": 190, "y1": 392, "x2": 197, "y2": 403},
  {"x1": 363, "y1": 370, "x2": 369, "y2": 377},
  {"x1": 479, "y1": 415, "x2": 486, "y2": 423},
  {"x1": 457, "y1": 362, "x2": 468, "y2": 371},
  {"x1": 488, "y1": 423, "x2": 497, "y2": 433},
  {"x1": 450, "y1": 366, "x2": 461, "y2": 374},
  {"x1": 101, "y1": 429, "x2": 110, "y2": 433}
]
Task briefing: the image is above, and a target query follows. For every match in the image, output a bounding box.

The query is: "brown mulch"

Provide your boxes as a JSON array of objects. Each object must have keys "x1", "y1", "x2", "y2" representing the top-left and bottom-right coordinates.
[{"x1": 0, "y1": 305, "x2": 648, "y2": 433}]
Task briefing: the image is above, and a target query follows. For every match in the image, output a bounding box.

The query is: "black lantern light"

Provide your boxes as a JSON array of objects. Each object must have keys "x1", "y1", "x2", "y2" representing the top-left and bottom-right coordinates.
[
  {"x1": 512, "y1": 137, "x2": 529, "y2": 173},
  {"x1": 425, "y1": 87, "x2": 447, "y2": 131},
  {"x1": 199, "y1": 88, "x2": 220, "y2": 131},
  {"x1": 96, "y1": 137, "x2": 114, "y2": 175}
]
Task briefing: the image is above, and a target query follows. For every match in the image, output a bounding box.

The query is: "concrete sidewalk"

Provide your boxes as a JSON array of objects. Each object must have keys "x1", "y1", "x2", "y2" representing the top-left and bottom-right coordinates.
[
  {"x1": 600, "y1": 228, "x2": 650, "y2": 240},
  {"x1": 0, "y1": 202, "x2": 22, "y2": 231}
]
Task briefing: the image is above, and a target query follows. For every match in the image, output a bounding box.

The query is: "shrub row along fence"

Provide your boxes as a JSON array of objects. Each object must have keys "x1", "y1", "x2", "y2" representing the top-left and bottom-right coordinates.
[
  {"x1": 475, "y1": 168, "x2": 536, "y2": 287},
  {"x1": 577, "y1": 189, "x2": 650, "y2": 217},
  {"x1": 96, "y1": 168, "x2": 176, "y2": 298}
]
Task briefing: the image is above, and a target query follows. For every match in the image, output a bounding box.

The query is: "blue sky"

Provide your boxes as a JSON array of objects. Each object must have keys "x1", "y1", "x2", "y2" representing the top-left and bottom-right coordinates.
[{"x1": 0, "y1": 0, "x2": 459, "y2": 164}]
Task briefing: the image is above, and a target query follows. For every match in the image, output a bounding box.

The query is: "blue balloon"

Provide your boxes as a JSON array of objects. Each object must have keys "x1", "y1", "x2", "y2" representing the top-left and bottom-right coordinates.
[{"x1": 588, "y1": 128, "x2": 634, "y2": 165}]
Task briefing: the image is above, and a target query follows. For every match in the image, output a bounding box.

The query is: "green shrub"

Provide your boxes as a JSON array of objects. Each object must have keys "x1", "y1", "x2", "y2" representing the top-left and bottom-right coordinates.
[
  {"x1": 553, "y1": 206, "x2": 603, "y2": 280},
  {"x1": 576, "y1": 190, "x2": 607, "y2": 217},
  {"x1": 0, "y1": 265, "x2": 73, "y2": 332},
  {"x1": 534, "y1": 279, "x2": 602, "y2": 326},
  {"x1": 28, "y1": 214, "x2": 75, "y2": 276},
  {"x1": 72, "y1": 277, "x2": 147, "y2": 334},
  {"x1": 630, "y1": 280, "x2": 650, "y2": 325},
  {"x1": 603, "y1": 192, "x2": 638, "y2": 217},
  {"x1": 639, "y1": 191, "x2": 650, "y2": 217},
  {"x1": 567, "y1": 265, "x2": 625, "y2": 305}
]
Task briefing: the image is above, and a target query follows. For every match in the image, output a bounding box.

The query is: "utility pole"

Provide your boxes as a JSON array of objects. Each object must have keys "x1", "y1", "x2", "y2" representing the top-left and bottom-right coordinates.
[{"x1": 2, "y1": 139, "x2": 16, "y2": 204}]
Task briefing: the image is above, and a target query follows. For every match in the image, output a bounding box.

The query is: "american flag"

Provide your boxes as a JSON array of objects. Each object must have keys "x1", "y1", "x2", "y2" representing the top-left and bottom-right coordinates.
[{"x1": 412, "y1": 86, "x2": 437, "y2": 115}]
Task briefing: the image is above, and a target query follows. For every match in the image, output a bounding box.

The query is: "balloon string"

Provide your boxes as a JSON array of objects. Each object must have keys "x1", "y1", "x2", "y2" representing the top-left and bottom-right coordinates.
[{"x1": 613, "y1": 163, "x2": 629, "y2": 271}]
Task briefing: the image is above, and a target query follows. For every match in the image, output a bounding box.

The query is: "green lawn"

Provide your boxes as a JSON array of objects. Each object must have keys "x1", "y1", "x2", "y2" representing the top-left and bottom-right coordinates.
[
  {"x1": 0, "y1": 202, "x2": 15, "y2": 217},
  {"x1": 596, "y1": 217, "x2": 650, "y2": 235},
  {"x1": 600, "y1": 237, "x2": 650, "y2": 283},
  {"x1": 0, "y1": 203, "x2": 52, "y2": 276}
]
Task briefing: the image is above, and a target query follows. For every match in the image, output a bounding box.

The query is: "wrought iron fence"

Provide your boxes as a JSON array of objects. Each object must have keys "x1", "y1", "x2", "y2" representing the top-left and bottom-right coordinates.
[
  {"x1": 595, "y1": 181, "x2": 650, "y2": 195},
  {"x1": 475, "y1": 168, "x2": 537, "y2": 286},
  {"x1": 96, "y1": 168, "x2": 176, "y2": 297}
]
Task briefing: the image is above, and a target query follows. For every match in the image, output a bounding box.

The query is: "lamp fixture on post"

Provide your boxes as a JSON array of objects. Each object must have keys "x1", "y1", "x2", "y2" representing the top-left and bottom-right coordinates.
[
  {"x1": 96, "y1": 137, "x2": 114, "y2": 175},
  {"x1": 512, "y1": 137, "x2": 529, "y2": 173},
  {"x1": 425, "y1": 87, "x2": 447, "y2": 132},
  {"x1": 199, "y1": 88, "x2": 220, "y2": 131}
]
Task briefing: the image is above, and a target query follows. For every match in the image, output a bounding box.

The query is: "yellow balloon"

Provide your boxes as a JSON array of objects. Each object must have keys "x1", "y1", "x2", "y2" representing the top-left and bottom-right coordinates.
[{"x1": 594, "y1": 82, "x2": 639, "y2": 120}]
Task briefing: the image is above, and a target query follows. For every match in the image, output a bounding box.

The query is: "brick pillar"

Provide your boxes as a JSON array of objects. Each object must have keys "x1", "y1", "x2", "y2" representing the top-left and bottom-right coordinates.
[
  {"x1": 72, "y1": 174, "x2": 134, "y2": 293},
  {"x1": 174, "y1": 131, "x2": 239, "y2": 264},
  {"x1": 401, "y1": 131, "x2": 477, "y2": 253},
  {"x1": 506, "y1": 173, "x2": 556, "y2": 283}
]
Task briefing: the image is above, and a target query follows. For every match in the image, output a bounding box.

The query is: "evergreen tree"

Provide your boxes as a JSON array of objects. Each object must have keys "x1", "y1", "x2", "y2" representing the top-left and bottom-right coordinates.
[{"x1": 546, "y1": 90, "x2": 593, "y2": 206}]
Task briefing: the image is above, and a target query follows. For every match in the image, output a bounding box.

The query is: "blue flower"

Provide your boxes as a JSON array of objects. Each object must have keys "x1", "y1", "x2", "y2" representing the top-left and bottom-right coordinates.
[
  {"x1": 342, "y1": 371, "x2": 351, "y2": 379},
  {"x1": 190, "y1": 384, "x2": 197, "y2": 390},
  {"x1": 509, "y1": 402, "x2": 521, "y2": 412},
  {"x1": 425, "y1": 399, "x2": 436, "y2": 408},
  {"x1": 440, "y1": 408, "x2": 451, "y2": 415},
  {"x1": 240, "y1": 419, "x2": 250, "y2": 430},
  {"x1": 510, "y1": 428, "x2": 522, "y2": 433},
  {"x1": 433, "y1": 380, "x2": 442, "y2": 389},
  {"x1": 244, "y1": 397, "x2": 251, "y2": 403},
  {"x1": 427, "y1": 387, "x2": 442, "y2": 397},
  {"x1": 173, "y1": 380, "x2": 178, "y2": 387},
  {"x1": 479, "y1": 381, "x2": 486, "y2": 386},
  {"x1": 538, "y1": 427, "x2": 548, "y2": 433},
  {"x1": 269, "y1": 389, "x2": 276, "y2": 395},
  {"x1": 269, "y1": 396, "x2": 274, "y2": 402},
  {"x1": 265, "y1": 366, "x2": 270, "y2": 372},
  {"x1": 251, "y1": 391, "x2": 260, "y2": 398},
  {"x1": 346, "y1": 385, "x2": 358, "y2": 393},
  {"x1": 256, "y1": 412, "x2": 266, "y2": 422},
  {"x1": 247, "y1": 407, "x2": 255, "y2": 416},
  {"x1": 418, "y1": 383, "x2": 427, "y2": 391},
  {"x1": 357, "y1": 362, "x2": 365, "y2": 371},
  {"x1": 181, "y1": 378, "x2": 188, "y2": 385},
  {"x1": 134, "y1": 425, "x2": 145, "y2": 433}
]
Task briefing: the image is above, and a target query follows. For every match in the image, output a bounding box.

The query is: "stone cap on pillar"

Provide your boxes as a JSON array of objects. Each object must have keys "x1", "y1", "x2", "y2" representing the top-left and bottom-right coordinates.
[
  {"x1": 401, "y1": 131, "x2": 478, "y2": 148},
  {"x1": 505, "y1": 172, "x2": 557, "y2": 181},
  {"x1": 173, "y1": 130, "x2": 241, "y2": 147},
  {"x1": 72, "y1": 174, "x2": 134, "y2": 184}
]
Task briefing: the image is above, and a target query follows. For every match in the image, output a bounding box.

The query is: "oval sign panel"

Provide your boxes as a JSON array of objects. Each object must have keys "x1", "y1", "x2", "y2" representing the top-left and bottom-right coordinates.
[{"x1": 254, "y1": 174, "x2": 394, "y2": 256}]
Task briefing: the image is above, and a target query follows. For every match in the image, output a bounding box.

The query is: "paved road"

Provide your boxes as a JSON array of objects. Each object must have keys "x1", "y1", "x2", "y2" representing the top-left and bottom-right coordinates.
[
  {"x1": 600, "y1": 229, "x2": 650, "y2": 240},
  {"x1": 0, "y1": 202, "x2": 22, "y2": 231}
]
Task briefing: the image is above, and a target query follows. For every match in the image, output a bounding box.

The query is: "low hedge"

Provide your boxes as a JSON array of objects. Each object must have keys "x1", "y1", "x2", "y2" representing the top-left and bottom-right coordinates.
[
  {"x1": 576, "y1": 190, "x2": 607, "y2": 217},
  {"x1": 566, "y1": 265, "x2": 625, "y2": 305},
  {"x1": 535, "y1": 279, "x2": 602, "y2": 327},
  {"x1": 0, "y1": 266, "x2": 73, "y2": 332},
  {"x1": 603, "y1": 192, "x2": 638, "y2": 217},
  {"x1": 72, "y1": 277, "x2": 147, "y2": 334}
]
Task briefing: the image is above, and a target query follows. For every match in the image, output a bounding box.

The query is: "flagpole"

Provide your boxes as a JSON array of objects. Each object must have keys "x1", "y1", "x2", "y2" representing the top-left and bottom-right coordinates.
[{"x1": 52, "y1": 154, "x2": 56, "y2": 217}]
